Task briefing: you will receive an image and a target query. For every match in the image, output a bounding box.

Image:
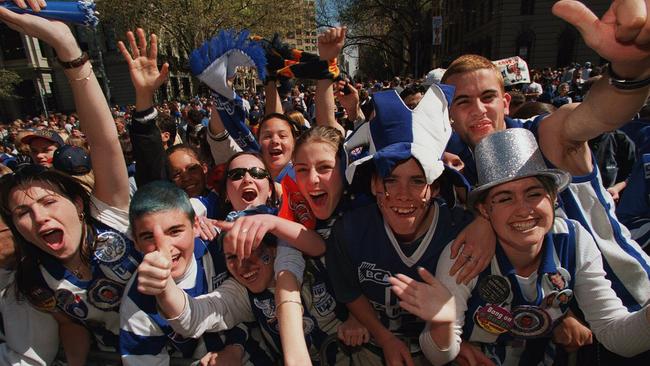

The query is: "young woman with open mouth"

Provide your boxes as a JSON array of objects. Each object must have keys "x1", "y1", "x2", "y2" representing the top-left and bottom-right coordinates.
[{"x1": 0, "y1": 3, "x2": 140, "y2": 364}]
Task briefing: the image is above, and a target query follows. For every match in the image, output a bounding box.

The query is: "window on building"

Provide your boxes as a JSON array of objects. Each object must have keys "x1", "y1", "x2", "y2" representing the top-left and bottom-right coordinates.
[
  {"x1": 521, "y1": 0, "x2": 535, "y2": 15},
  {"x1": 0, "y1": 24, "x2": 26, "y2": 60},
  {"x1": 516, "y1": 30, "x2": 535, "y2": 60}
]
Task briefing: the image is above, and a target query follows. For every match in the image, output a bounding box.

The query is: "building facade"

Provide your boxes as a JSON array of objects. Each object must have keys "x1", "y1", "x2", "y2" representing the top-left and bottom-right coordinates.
[
  {"x1": 436, "y1": 0, "x2": 609, "y2": 69},
  {"x1": 0, "y1": 23, "x2": 194, "y2": 121},
  {"x1": 285, "y1": 0, "x2": 319, "y2": 54}
]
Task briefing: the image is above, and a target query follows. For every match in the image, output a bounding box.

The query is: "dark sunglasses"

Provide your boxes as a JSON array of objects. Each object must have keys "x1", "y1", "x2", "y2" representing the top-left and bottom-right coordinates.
[{"x1": 226, "y1": 167, "x2": 270, "y2": 181}]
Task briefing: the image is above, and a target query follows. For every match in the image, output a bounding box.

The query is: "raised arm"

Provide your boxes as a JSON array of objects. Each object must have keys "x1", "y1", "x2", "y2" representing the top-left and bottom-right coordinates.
[
  {"x1": 315, "y1": 27, "x2": 346, "y2": 136},
  {"x1": 117, "y1": 28, "x2": 169, "y2": 112},
  {"x1": 540, "y1": 0, "x2": 650, "y2": 175},
  {"x1": 264, "y1": 80, "x2": 283, "y2": 115},
  {"x1": 0, "y1": 2, "x2": 130, "y2": 209},
  {"x1": 118, "y1": 29, "x2": 171, "y2": 187}
]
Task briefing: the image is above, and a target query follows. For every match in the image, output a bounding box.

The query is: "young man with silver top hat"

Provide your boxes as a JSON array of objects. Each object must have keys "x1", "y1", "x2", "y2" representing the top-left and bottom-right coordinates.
[
  {"x1": 391, "y1": 129, "x2": 650, "y2": 366},
  {"x1": 441, "y1": 1, "x2": 650, "y2": 362}
]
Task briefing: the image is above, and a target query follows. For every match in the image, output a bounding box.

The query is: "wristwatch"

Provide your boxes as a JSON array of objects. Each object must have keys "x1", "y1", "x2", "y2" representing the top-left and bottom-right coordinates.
[
  {"x1": 58, "y1": 52, "x2": 89, "y2": 69},
  {"x1": 608, "y1": 66, "x2": 650, "y2": 90}
]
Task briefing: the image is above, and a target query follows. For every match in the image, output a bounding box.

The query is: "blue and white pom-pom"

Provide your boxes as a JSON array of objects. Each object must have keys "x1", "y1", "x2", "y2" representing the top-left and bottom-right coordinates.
[
  {"x1": 189, "y1": 29, "x2": 266, "y2": 100},
  {"x1": 1, "y1": 1, "x2": 99, "y2": 27},
  {"x1": 190, "y1": 30, "x2": 266, "y2": 152}
]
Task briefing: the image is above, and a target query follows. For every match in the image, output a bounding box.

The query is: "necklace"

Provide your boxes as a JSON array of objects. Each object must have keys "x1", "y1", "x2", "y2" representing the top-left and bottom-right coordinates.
[
  {"x1": 69, "y1": 264, "x2": 85, "y2": 278},
  {"x1": 66, "y1": 224, "x2": 90, "y2": 279}
]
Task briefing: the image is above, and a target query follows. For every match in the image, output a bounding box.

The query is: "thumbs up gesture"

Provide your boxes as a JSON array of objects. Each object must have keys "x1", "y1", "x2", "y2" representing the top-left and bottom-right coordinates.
[
  {"x1": 137, "y1": 237, "x2": 174, "y2": 296},
  {"x1": 552, "y1": 0, "x2": 650, "y2": 78}
]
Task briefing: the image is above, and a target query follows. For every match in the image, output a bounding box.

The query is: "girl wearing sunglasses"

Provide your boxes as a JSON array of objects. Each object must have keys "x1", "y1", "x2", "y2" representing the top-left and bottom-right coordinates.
[{"x1": 0, "y1": 3, "x2": 140, "y2": 364}]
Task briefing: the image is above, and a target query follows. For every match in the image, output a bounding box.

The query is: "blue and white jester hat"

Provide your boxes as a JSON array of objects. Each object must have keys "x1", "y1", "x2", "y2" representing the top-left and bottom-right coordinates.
[
  {"x1": 344, "y1": 83, "x2": 455, "y2": 185},
  {"x1": 189, "y1": 29, "x2": 266, "y2": 100},
  {"x1": 189, "y1": 30, "x2": 266, "y2": 152}
]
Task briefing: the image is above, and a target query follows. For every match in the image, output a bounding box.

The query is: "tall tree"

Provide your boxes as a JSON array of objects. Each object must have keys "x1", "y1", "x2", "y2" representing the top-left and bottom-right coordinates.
[
  {"x1": 97, "y1": 0, "x2": 301, "y2": 60},
  {"x1": 320, "y1": 0, "x2": 434, "y2": 79},
  {"x1": 0, "y1": 69, "x2": 21, "y2": 99}
]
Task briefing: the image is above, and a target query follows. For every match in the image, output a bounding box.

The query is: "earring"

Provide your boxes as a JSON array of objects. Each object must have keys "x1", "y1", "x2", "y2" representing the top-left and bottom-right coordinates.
[
  {"x1": 421, "y1": 197, "x2": 429, "y2": 209},
  {"x1": 78, "y1": 212, "x2": 85, "y2": 222}
]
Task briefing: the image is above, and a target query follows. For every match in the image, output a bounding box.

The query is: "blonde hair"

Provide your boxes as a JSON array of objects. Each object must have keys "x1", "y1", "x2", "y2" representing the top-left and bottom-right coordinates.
[
  {"x1": 293, "y1": 126, "x2": 343, "y2": 160},
  {"x1": 442, "y1": 54, "x2": 505, "y2": 92},
  {"x1": 286, "y1": 111, "x2": 308, "y2": 128}
]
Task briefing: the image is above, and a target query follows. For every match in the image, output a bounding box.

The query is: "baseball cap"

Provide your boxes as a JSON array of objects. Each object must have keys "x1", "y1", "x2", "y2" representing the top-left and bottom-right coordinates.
[
  {"x1": 21, "y1": 130, "x2": 65, "y2": 147},
  {"x1": 53, "y1": 145, "x2": 92, "y2": 176}
]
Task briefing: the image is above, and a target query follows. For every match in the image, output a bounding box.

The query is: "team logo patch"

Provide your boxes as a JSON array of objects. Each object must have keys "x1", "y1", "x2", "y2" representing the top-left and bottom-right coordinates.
[
  {"x1": 475, "y1": 304, "x2": 513, "y2": 334},
  {"x1": 28, "y1": 287, "x2": 57, "y2": 312},
  {"x1": 253, "y1": 297, "x2": 276, "y2": 320},
  {"x1": 94, "y1": 231, "x2": 127, "y2": 263},
  {"x1": 510, "y1": 306, "x2": 551, "y2": 338},
  {"x1": 478, "y1": 275, "x2": 511, "y2": 305},
  {"x1": 88, "y1": 279, "x2": 124, "y2": 311},
  {"x1": 311, "y1": 283, "x2": 336, "y2": 316},
  {"x1": 302, "y1": 316, "x2": 315, "y2": 335},
  {"x1": 358, "y1": 262, "x2": 391, "y2": 285},
  {"x1": 107, "y1": 255, "x2": 139, "y2": 282},
  {"x1": 55, "y1": 289, "x2": 89, "y2": 319}
]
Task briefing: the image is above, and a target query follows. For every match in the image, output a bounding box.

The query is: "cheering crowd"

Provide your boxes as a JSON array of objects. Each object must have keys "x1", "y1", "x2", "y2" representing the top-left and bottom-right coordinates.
[{"x1": 1, "y1": 1, "x2": 650, "y2": 366}]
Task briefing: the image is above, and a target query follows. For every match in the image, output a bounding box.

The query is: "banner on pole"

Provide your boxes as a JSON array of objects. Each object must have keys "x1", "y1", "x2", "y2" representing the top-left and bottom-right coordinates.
[{"x1": 432, "y1": 16, "x2": 443, "y2": 46}]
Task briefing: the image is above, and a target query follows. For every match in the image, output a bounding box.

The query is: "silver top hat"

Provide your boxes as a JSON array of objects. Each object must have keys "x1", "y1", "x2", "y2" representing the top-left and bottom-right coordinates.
[{"x1": 467, "y1": 129, "x2": 571, "y2": 209}]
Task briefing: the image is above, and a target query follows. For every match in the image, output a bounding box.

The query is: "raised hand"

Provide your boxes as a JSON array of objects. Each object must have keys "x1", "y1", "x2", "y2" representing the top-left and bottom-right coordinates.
[
  {"x1": 335, "y1": 80, "x2": 362, "y2": 122},
  {"x1": 552, "y1": 0, "x2": 650, "y2": 78},
  {"x1": 117, "y1": 28, "x2": 169, "y2": 109},
  {"x1": 389, "y1": 267, "x2": 455, "y2": 324},
  {"x1": 136, "y1": 234, "x2": 173, "y2": 296},
  {"x1": 318, "y1": 26, "x2": 346, "y2": 61}
]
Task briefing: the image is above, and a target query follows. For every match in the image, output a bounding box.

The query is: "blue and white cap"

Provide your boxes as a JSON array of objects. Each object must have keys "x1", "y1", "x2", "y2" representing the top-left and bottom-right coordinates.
[{"x1": 344, "y1": 83, "x2": 455, "y2": 185}]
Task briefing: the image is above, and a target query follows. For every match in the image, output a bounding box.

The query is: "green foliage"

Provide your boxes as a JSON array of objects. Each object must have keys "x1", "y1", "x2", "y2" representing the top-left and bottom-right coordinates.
[
  {"x1": 0, "y1": 69, "x2": 21, "y2": 99},
  {"x1": 97, "y1": 0, "x2": 301, "y2": 57},
  {"x1": 321, "y1": 0, "x2": 434, "y2": 79}
]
